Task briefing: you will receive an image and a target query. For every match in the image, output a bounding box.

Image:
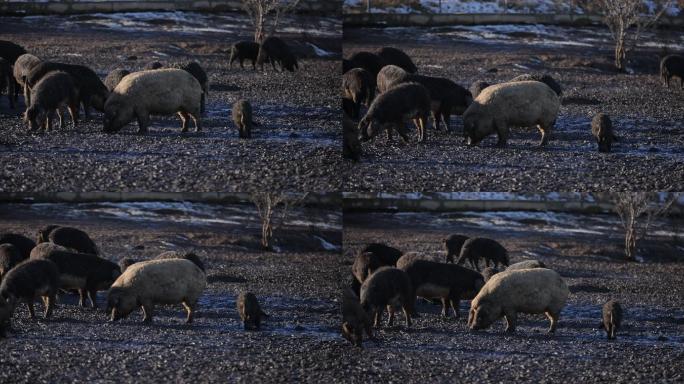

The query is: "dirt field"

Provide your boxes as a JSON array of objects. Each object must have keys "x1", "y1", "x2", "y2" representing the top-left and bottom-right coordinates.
[
  {"x1": 0, "y1": 12, "x2": 342, "y2": 192},
  {"x1": 341, "y1": 208, "x2": 684, "y2": 382},
  {"x1": 343, "y1": 25, "x2": 684, "y2": 191},
  {"x1": 0, "y1": 201, "x2": 347, "y2": 382}
]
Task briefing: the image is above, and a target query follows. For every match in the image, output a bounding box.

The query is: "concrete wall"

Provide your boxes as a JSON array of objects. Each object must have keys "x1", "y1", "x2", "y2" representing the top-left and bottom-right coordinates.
[{"x1": 0, "y1": 1, "x2": 341, "y2": 15}]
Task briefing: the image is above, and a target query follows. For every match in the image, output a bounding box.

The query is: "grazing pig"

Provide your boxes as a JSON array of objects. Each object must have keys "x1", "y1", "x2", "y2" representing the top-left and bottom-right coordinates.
[
  {"x1": 230, "y1": 41, "x2": 260, "y2": 70},
  {"x1": 343, "y1": 112, "x2": 362, "y2": 161},
  {"x1": 376, "y1": 64, "x2": 409, "y2": 94},
  {"x1": 444, "y1": 234, "x2": 469, "y2": 264},
  {"x1": 341, "y1": 288, "x2": 373, "y2": 347},
  {"x1": 144, "y1": 61, "x2": 164, "y2": 70},
  {"x1": 0, "y1": 244, "x2": 22, "y2": 280},
  {"x1": 0, "y1": 57, "x2": 15, "y2": 108},
  {"x1": 469, "y1": 80, "x2": 491, "y2": 99},
  {"x1": 29, "y1": 242, "x2": 67, "y2": 259},
  {"x1": 591, "y1": 113, "x2": 617, "y2": 153},
  {"x1": 237, "y1": 292, "x2": 267, "y2": 330},
  {"x1": 358, "y1": 82, "x2": 431, "y2": 143},
  {"x1": 118, "y1": 257, "x2": 139, "y2": 273},
  {"x1": 0, "y1": 259, "x2": 59, "y2": 319},
  {"x1": 155, "y1": 251, "x2": 205, "y2": 272},
  {"x1": 25, "y1": 71, "x2": 80, "y2": 131},
  {"x1": 464, "y1": 81, "x2": 560, "y2": 147},
  {"x1": 660, "y1": 54, "x2": 684, "y2": 88},
  {"x1": 360, "y1": 243, "x2": 402, "y2": 266},
  {"x1": 507, "y1": 260, "x2": 546, "y2": 270},
  {"x1": 104, "y1": 68, "x2": 130, "y2": 92},
  {"x1": 13, "y1": 53, "x2": 41, "y2": 101},
  {"x1": 104, "y1": 69, "x2": 202, "y2": 134},
  {"x1": 232, "y1": 99, "x2": 254, "y2": 139},
  {"x1": 468, "y1": 268, "x2": 569, "y2": 333},
  {"x1": 38, "y1": 225, "x2": 99, "y2": 255},
  {"x1": 510, "y1": 73, "x2": 563, "y2": 96},
  {"x1": 342, "y1": 68, "x2": 375, "y2": 119},
  {"x1": 457, "y1": 237, "x2": 509, "y2": 271},
  {"x1": 107, "y1": 259, "x2": 206, "y2": 323},
  {"x1": 0, "y1": 233, "x2": 36, "y2": 260},
  {"x1": 360, "y1": 267, "x2": 414, "y2": 328},
  {"x1": 256, "y1": 37, "x2": 298, "y2": 72},
  {"x1": 377, "y1": 47, "x2": 417, "y2": 74},
  {"x1": 481, "y1": 267, "x2": 499, "y2": 282},
  {"x1": 346, "y1": 51, "x2": 386, "y2": 77},
  {"x1": 35, "y1": 250, "x2": 121, "y2": 308},
  {"x1": 602, "y1": 300, "x2": 623, "y2": 340},
  {"x1": 171, "y1": 61, "x2": 209, "y2": 113},
  {"x1": 26, "y1": 62, "x2": 108, "y2": 118}
]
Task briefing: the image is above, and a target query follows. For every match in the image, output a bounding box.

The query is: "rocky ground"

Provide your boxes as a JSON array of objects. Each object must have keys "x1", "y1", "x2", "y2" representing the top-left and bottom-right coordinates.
[
  {"x1": 0, "y1": 201, "x2": 348, "y2": 383},
  {"x1": 340, "y1": 208, "x2": 684, "y2": 382},
  {"x1": 343, "y1": 25, "x2": 684, "y2": 191},
  {"x1": 0, "y1": 12, "x2": 342, "y2": 192}
]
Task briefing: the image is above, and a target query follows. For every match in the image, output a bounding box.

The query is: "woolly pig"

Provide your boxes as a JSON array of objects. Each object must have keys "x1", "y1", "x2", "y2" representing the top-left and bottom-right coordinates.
[
  {"x1": 591, "y1": 113, "x2": 617, "y2": 153},
  {"x1": 469, "y1": 80, "x2": 491, "y2": 99},
  {"x1": 107, "y1": 259, "x2": 206, "y2": 323},
  {"x1": 230, "y1": 41, "x2": 260, "y2": 70},
  {"x1": 660, "y1": 54, "x2": 684, "y2": 88},
  {"x1": 155, "y1": 251, "x2": 205, "y2": 272},
  {"x1": 444, "y1": 234, "x2": 469, "y2": 264},
  {"x1": 602, "y1": 300, "x2": 623, "y2": 340},
  {"x1": 0, "y1": 244, "x2": 22, "y2": 280},
  {"x1": 237, "y1": 292, "x2": 267, "y2": 330},
  {"x1": 103, "y1": 69, "x2": 202, "y2": 134},
  {"x1": 510, "y1": 73, "x2": 563, "y2": 96},
  {"x1": 25, "y1": 71, "x2": 79, "y2": 132},
  {"x1": 463, "y1": 81, "x2": 560, "y2": 147},
  {"x1": 457, "y1": 237, "x2": 509, "y2": 271},
  {"x1": 507, "y1": 260, "x2": 546, "y2": 270},
  {"x1": 341, "y1": 288, "x2": 373, "y2": 347},
  {"x1": 38, "y1": 225, "x2": 99, "y2": 255},
  {"x1": 104, "y1": 68, "x2": 130, "y2": 92},
  {"x1": 0, "y1": 259, "x2": 59, "y2": 319},
  {"x1": 29, "y1": 242, "x2": 68, "y2": 259},
  {"x1": 376, "y1": 64, "x2": 409, "y2": 94},
  {"x1": 0, "y1": 233, "x2": 36, "y2": 260},
  {"x1": 345, "y1": 51, "x2": 386, "y2": 77},
  {"x1": 0, "y1": 58, "x2": 14, "y2": 109},
  {"x1": 13, "y1": 54, "x2": 41, "y2": 91},
  {"x1": 232, "y1": 99, "x2": 254, "y2": 139},
  {"x1": 360, "y1": 267, "x2": 414, "y2": 328},
  {"x1": 342, "y1": 68, "x2": 375, "y2": 119},
  {"x1": 358, "y1": 82, "x2": 431, "y2": 143},
  {"x1": 377, "y1": 47, "x2": 417, "y2": 74},
  {"x1": 343, "y1": 112, "x2": 362, "y2": 161},
  {"x1": 468, "y1": 268, "x2": 569, "y2": 333},
  {"x1": 256, "y1": 37, "x2": 298, "y2": 72}
]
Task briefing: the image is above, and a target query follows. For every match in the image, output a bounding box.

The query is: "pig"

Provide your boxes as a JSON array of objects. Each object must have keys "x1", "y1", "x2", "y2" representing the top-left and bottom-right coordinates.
[
  {"x1": 342, "y1": 68, "x2": 375, "y2": 119},
  {"x1": 35, "y1": 224, "x2": 60, "y2": 243},
  {"x1": 103, "y1": 69, "x2": 202, "y2": 134},
  {"x1": 24, "y1": 71, "x2": 79, "y2": 131},
  {"x1": 118, "y1": 257, "x2": 139, "y2": 273},
  {"x1": 144, "y1": 61, "x2": 164, "y2": 70},
  {"x1": 457, "y1": 237, "x2": 509, "y2": 271},
  {"x1": 444, "y1": 234, "x2": 469, "y2": 263},
  {"x1": 376, "y1": 64, "x2": 409, "y2": 94},
  {"x1": 352, "y1": 252, "x2": 384, "y2": 288},
  {"x1": 463, "y1": 81, "x2": 560, "y2": 147},
  {"x1": 469, "y1": 80, "x2": 491, "y2": 99},
  {"x1": 343, "y1": 112, "x2": 362, "y2": 161},
  {"x1": 38, "y1": 225, "x2": 99, "y2": 255},
  {"x1": 232, "y1": 99, "x2": 254, "y2": 139},
  {"x1": 0, "y1": 244, "x2": 22, "y2": 280},
  {"x1": 468, "y1": 268, "x2": 569, "y2": 333},
  {"x1": 345, "y1": 51, "x2": 386, "y2": 77},
  {"x1": 229, "y1": 41, "x2": 260, "y2": 70},
  {"x1": 104, "y1": 68, "x2": 130, "y2": 92},
  {"x1": 341, "y1": 288, "x2": 373, "y2": 347},
  {"x1": 0, "y1": 57, "x2": 15, "y2": 108},
  {"x1": 171, "y1": 61, "x2": 209, "y2": 113},
  {"x1": 0, "y1": 259, "x2": 59, "y2": 319},
  {"x1": 0, "y1": 233, "x2": 36, "y2": 260},
  {"x1": 29, "y1": 242, "x2": 68, "y2": 259},
  {"x1": 591, "y1": 113, "x2": 617, "y2": 153},
  {"x1": 510, "y1": 73, "x2": 563, "y2": 96},
  {"x1": 360, "y1": 267, "x2": 414, "y2": 328},
  {"x1": 360, "y1": 243, "x2": 402, "y2": 266},
  {"x1": 377, "y1": 47, "x2": 417, "y2": 74},
  {"x1": 25, "y1": 61, "x2": 108, "y2": 118},
  {"x1": 507, "y1": 260, "x2": 546, "y2": 270},
  {"x1": 107, "y1": 259, "x2": 206, "y2": 323},
  {"x1": 395, "y1": 252, "x2": 442, "y2": 270},
  {"x1": 154, "y1": 251, "x2": 205, "y2": 272},
  {"x1": 256, "y1": 37, "x2": 298, "y2": 72},
  {"x1": 12, "y1": 53, "x2": 41, "y2": 100},
  {"x1": 481, "y1": 267, "x2": 499, "y2": 282},
  {"x1": 237, "y1": 291, "x2": 267, "y2": 330},
  {"x1": 400, "y1": 259, "x2": 484, "y2": 318},
  {"x1": 660, "y1": 54, "x2": 684, "y2": 88},
  {"x1": 602, "y1": 300, "x2": 623, "y2": 340},
  {"x1": 358, "y1": 82, "x2": 431, "y2": 143},
  {"x1": 34, "y1": 250, "x2": 121, "y2": 308},
  {"x1": 0, "y1": 40, "x2": 26, "y2": 102}
]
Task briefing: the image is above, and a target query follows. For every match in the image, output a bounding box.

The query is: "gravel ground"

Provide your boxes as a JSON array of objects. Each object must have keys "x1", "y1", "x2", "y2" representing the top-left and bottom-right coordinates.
[
  {"x1": 343, "y1": 25, "x2": 684, "y2": 191},
  {"x1": 0, "y1": 201, "x2": 348, "y2": 383},
  {"x1": 341, "y1": 209, "x2": 684, "y2": 382},
  {"x1": 0, "y1": 12, "x2": 342, "y2": 192}
]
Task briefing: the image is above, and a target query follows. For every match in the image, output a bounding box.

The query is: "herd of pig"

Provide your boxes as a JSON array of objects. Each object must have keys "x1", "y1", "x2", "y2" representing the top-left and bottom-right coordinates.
[
  {"x1": 0, "y1": 37, "x2": 300, "y2": 137},
  {"x1": 0, "y1": 226, "x2": 267, "y2": 336},
  {"x1": 342, "y1": 237, "x2": 624, "y2": 348},
  {"x1": 342, "y1": 47, "x2": 684, "y2": 160}
]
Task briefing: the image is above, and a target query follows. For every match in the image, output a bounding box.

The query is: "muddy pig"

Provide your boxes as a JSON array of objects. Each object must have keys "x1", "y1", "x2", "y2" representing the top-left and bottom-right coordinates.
[
  {"x1": 602, "y1": 300, "x2": 623, "y2": 340},
  {"x1": 38, "y1": 225, "x2": 99, "y2": 255},
  {"x1": 341, "y1": 288, "x2": 373, "y2": 347},
  {"x1": 400, "y1": 259, "x2": 484, "y2": 318},
  {"x1": 345, "y1": 51, "x2": 386, "y2": 77},
  {"x1": 660, "y1": 54, "x2": 684, "y2": 88},
  {"x1": 104, "y1": 69, "x2": 202, "y2": 134},
  {"x1": 507, "y1": 260, "x2": 546, "y2": 270},
  {"x1": 444, "y1": 234, "x2": 469, "y2": 263},
  {"x1": 591, "y1": 113, "x2": 617, "y2": 153},
  {"x1": 104, "y1": 68, "x2": 130, "y2": 92},
  {"x1": 376, "y1": 64, "x2": 409, "y2": 94},
  {"x1": 29, "y1": 242, "x2": 68, "y2": 259},
  {"x1": 0, "y1": 57, "x2": 15, "y2": 108},
  {"x1": 107, "y1": 259, "x2": 206, "y2": 323},
  {"x1": 232, "y1": 99, "x2": 254, "y2": 139},
  {"x1": 377, "y1": 47, "x2": 417, "y2": 74},
  {"x1": 360, "y1": 267, "x2": 414, "y2": 328},
  {"x1": 171, "y1": 61, "x2": 209, "y2": 113},
  {"x1": 463, "y1": 81, "x2": 560, "y2": 147},
  {"x1": 155, "y1": 251, "x2": 205, "y2": 272},
  {"x1": 510, "y1": 73, "x2": 563, "y2": 96},
  {"x1": 358, "y1": 82, "x2": 431, "y2": 143},
  {"x1": 25, "y1": 71, "x2": 80, "y2": 131},
  {"x1": 256, "y1": 37, "x2": 298, "y2": 72},
  {"x1": 13, "y1": 53, "x2": 41, "y2": 102},
  {"x1": 457, "y1": 237, "x2": 509, "y2": 271},
  {"x1": 0, "y1": 259, "x2": 59, "y2": 319},
  {"x1": 482, "y1": 267, "x2": 499, "y2": 282},
  {"x1": 230, "y1": 41, "x2": 260, "y2": 70},
  {"x1": 0, "y1": 244, "x2": 22, "y2": 280},
  {"x1": 469, "y1": 80, "x2": 491, "y2": 99},
  {"x1": 34, "y1": 250, "x2": 121, "y2": 308},
  {"x1": 468, "y1": 268, "x2": 569, "y2": 333},
  {"x1": 0, "y1": 233, "x2": 36, "y2": 260},
  {"x1": 237, "y1": 291, "x2": 267, "y2": 330},
  {"x1": 343, "y1": 111, "x2": 362, "y2": 161},
  {"x1": 342, "y1": 68, "x2": 375, "y2": 119},
  {"x1": 118, "y1": 258, "x2": 139, "y2": 273}
]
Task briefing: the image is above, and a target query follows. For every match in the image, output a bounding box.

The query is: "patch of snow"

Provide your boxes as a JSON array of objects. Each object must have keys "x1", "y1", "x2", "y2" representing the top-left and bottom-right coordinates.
[
  {"x1": 307, "y1": 43, "x2": 335, "y2": 57},
  {"x1": 314, "y1": 235, "x2": 341, "y2": 251}
]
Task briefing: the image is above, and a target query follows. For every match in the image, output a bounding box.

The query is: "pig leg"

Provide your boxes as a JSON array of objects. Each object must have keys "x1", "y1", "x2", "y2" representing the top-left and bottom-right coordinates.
[
  {"x1": 189, "y1": 110, "x2": 201, "y2": 132},
  {"x1": 431, "y1": 110, "x2": 441, "y2": 132},
  {"x1": 27, "y1": 300, "x2": 36, "y2": 319},
  {"x1": 135, "y1": 108, "x2": 150, "y2": 134},
  {"x1": 44, "y1": 293, "x2": 55, "y2": 318},
  {"x1": 545, "y1": 311, "x2": 559, "y2": 333},
  {"x1": 178, "y1": 111, "x2": 189, "y2": 132},
  {"x1": 418, "y1": 117, "x2": 428, "y2": 143},
  {"x1": 494, "y1": 119, "x2": 509, "y2": 147},
  {"x1": 87, "y1": 288, "x2": 98, "y2": 308},
  {"x1": 504, "y1": 310, "x2": 517, "y2": 333},
  {"x1": 78, "y1": 289, "x2": 88, "y2": 307},
  {"x1": 68, "y1": 101, "x2": 79, "y2": 128},
  {"x1": 394, "y1": 121, "x2": 410, "y2": 143},
  {"x1": 56, "y1": 107, "x2": 64, "y2": 130},
  {"x1": 387, "y1": 305, "x2": 395, "y2": 327},
  {"x1": 440, "y1": 298, "x2": 449, "y2": 318},
  {"x1": 402, "y1": 305, "x2": 412, "y2": 327},
  {"x1": 182, "y1": 300, "x2": 195, "y2": 323},
  {"x1": 373, "y1": 309, "x2": 382, "y2": 327},
  {"x1": 538, "y1": 124, "x2": 551, "y2": 147},
  {"x1": 449, "y1": 294, "x2": 460, "y2": 318},
  {"x1": 141, "y1": 301, "x2": 154, "y2": 323}
]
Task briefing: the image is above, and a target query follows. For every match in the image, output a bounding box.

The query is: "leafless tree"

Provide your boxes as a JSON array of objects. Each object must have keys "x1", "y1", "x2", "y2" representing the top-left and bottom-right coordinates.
[
  {"x1": 251, "y1": 192, "x2": 308, "y2": 250},
  {"x1": 612, "y1": 192, "x2": 679, "y2": 261},
  {"x1": 242, "y1": 0, "x2": 301, "y2": 43},
  {"x1": 598, "y1": 0, "x2": 673, "y2": 71}
]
